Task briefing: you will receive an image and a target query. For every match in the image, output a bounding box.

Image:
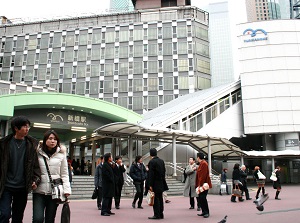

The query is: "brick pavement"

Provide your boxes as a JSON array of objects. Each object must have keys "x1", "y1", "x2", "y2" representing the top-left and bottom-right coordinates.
[{"x1": 23, "y1": 185, "x2": 300, "y2": 223}]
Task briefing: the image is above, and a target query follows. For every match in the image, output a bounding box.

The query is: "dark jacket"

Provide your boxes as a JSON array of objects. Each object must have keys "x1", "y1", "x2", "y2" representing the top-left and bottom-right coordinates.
[
  {"x1": 148, "y1": 156, "x2": 168, "y2": 193},
  {"x1": 221, "y1": 171, "x2": 227, "y2": 183},
  {"x1": 101, "y1": 161, "x2": 115, "y2": 197},
  {"x1": 273, "y1": 169, "x2": 281, "y2": 188},
  {"x1": 240, "y1": 170, "x2": 248, "y2": 185},
  {"x1": 113, "y1": 163, "x2": 126, "y2": 186},
  {"x1": 232, "y1": 168, "x2": 241, "y2": 183},
  {"x1": 94, "y1": 163, "x2": 103, "y2": 187},
  {"x1": 129, "y1": 162, "x2": 147, "y2": 183},
  {"x1": 0, "y1": 134, "x2": 41, "y2": 198}
]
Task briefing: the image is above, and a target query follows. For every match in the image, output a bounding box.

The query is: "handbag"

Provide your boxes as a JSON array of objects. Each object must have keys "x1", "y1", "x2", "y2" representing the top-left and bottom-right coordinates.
[
  {"x1": 257, "y1": 170, "x2": 266, "y2": 180},
  {"x1": 146, "y1": 190, "x2": 155, "y2": 206},
  {"x1": 232, "y1": 184, "x2": 242, "y2": 197},
  {"x1": 91, "y1": 187, "x2": 98, "y2": 199},
  {"x1": 270, "y1": 172, "x2": 277, "y2": 181},
  {"x1": 61, "y1": 200, "x2": 71, "y2": 223},
  {"x1": 43, "y1": 157, "x2": 66, "y2": 203}
]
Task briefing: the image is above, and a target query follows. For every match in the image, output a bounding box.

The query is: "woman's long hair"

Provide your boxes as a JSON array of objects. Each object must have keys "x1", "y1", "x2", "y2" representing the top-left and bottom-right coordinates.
[{"x1": 42, "y1": 130, "x2": 60, "y2": 152}]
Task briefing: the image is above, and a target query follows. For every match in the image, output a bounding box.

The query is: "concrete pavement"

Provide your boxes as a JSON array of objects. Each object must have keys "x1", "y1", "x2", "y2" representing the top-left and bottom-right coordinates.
[{"x1": 23, "y1": 185, "x2": 300, "y2": 223}]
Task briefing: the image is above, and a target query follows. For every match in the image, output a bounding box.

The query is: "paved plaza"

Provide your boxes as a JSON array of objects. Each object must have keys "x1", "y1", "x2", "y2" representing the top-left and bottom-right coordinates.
[{"x1": 23, "y1": 185, "x2": 300, "y2": 223}]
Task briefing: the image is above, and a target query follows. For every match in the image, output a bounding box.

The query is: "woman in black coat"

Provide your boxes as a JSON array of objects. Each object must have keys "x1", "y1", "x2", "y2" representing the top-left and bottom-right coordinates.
[
  {"x1": 273, "y1": 166, "x2": 281, "y2": 200},
  {"x1": 231, "y1": 163, "x2": 244, "y2": 202}
]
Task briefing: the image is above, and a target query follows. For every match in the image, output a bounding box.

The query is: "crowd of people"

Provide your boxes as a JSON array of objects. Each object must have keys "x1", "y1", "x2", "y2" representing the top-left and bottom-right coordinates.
[{"x1": 0, "y1": 115, "x2": 283, "y2": 222}]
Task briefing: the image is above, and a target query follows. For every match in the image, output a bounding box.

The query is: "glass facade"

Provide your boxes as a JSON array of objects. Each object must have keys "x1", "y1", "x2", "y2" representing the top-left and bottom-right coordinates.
[{"x1": 0, "y1": 7, "x2": 210, "y2": 114}]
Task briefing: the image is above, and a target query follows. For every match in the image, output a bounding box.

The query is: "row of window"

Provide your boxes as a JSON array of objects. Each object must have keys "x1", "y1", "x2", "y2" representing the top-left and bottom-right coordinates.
[
  {"x1": 0, "y1": 25, "x2": 208, "y2": 52},
  {"x1": 0, "y1": 58, "x2": 210, "y2": 82},
  {"x1": 0, "y1": 42, "x2": 209, "y2": 66}
]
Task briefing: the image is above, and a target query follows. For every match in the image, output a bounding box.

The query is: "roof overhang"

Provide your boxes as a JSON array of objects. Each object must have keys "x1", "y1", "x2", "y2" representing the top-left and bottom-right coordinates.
[
  {"x1": 244, "y1": 150, "x2": 300, "y2": 158},
  {"x1": 94, "y1": 122, "x2": 246, "y2": 159}
]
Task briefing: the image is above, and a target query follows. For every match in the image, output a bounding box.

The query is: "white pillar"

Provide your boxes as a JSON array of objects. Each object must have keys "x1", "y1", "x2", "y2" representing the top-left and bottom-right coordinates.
[
  {"x1": 128, "y1": 137, "x2": 133, "y2": 166},
  {"x1": 172, "y1": 134, "x2": 177, "y2": 177},
  {"x1": 271, "y1": 157, "x2": 275, "y2": 170},
  {"x1": 240, "y1": 156, "x2": 244, "y2": 166},
  {"x1": 91, "y1": 140, "x2": 96, "y2": 176},
  {"x1": 138, "y1": 140, "x2": 142, "y2": 156},
  {"x1": 208, "y1": 138, "x2": 212, "y2": 174}
]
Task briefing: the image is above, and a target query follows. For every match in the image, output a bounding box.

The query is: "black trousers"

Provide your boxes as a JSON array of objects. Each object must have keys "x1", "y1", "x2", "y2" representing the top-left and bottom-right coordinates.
[
  {"x1": 101, "y1": 197, "x2": 112, "y2": 214},
  {"x1": 189, "y1": 187, "x2": 200, "y2": 208},
  {"x1": 153, "y1": 192, "x2": 164, "y2": 218},
  {"x1": 97, "y1": 187, "x2": 103, "y2": 208},
  {"x1": 133, "y1": 182, "x2": 144, "y2": 206},
  {"x1": 198, "y1": 190, "x2": 209, "y2": 214},
  {"x1": 114, "y1": 184, "x2": 123, "y2": 207},
  {"x1": 242, "y1": 184, "x2": 250, "y2": 199}
]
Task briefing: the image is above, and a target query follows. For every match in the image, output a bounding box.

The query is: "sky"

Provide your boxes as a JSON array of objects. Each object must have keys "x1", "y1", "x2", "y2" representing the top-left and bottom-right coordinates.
[
  {"x1": 2, "y1": 0, "x2": 213, "y2": 21},
  {"x1": 2, "y1": 0, "x2": 111, "y2": 21}
]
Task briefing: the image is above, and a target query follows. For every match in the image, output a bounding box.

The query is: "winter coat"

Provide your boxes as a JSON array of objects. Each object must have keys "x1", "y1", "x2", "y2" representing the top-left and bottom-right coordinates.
[
  {"x1": 101, "y1": 161, "x2": 115, "y2": 197},
  {"x1": 195, "y1": 160, "x2": 212, "y2": 189},
  {"x1": 183, "y1": 163, "x2": 198, "y2": 197},
  {"x1": 232, "y1": 168, "x2": 242, "y2": 183},
  {"x1": 0, "y1": 134, "x2": 41, "y2": 198},
  {"x1": 94, "y1": 163, "x2": 103, "y2": 187},
  {"x1": 221, "y1": 171, "x2": 227, "y2": 183},
  {"x1": 129, "y1": 162, "x2": 147, "y2": 184},
  {"x1": 113, "y1": 164, "x2": 126, "y2": 186},
  {"x1": 33, "y1": 146, "x2": 71, "y2": 195},
  {"x1": 148, "y1": 156, "x2": 169, "y2": 193}
]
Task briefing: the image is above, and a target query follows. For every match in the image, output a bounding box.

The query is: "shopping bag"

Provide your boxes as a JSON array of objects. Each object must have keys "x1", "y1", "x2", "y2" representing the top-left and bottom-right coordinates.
[
  {"x1": 146, "y1": 190, "x2": 155, "y2": 206},
  {"x1": 257, "y1": 170, "x2": 266, "y2": 180},
  {"x1": 270, "y1": 172, "x2": 277, "y2": 181},
  {"x1": 220, "y1": 183, "x2": 227, "y2": 193},
  {"x1": 61, "y1": 201, "x2": 70, "y2": 223}
]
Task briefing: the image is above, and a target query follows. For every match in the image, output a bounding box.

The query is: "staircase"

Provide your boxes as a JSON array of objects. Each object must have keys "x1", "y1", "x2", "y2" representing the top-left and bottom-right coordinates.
[{"x1": 70, "y1": 175, "x2": 185, "y2": 200}]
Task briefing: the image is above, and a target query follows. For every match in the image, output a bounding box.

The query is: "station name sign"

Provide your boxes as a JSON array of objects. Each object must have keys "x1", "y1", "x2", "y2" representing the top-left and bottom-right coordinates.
[{"x1": 243, "y1": 28, "x2": 268, "y2": 42}]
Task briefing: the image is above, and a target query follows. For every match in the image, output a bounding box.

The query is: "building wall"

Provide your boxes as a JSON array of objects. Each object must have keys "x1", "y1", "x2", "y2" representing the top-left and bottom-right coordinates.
[
  {"x1": 0, "y1": 7, "x2": 210, "y2": 114},
  {"x1": 136, "y1": 0, "x2": 161, "y2": 9},
  {"x1": 238, "y1": 20, "x2": 300, "y2": 134}
]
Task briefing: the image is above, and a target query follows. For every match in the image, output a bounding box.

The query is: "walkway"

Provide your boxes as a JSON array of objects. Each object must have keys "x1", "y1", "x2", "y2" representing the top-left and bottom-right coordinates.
[{"x1": 23, "y1": 185, "x2": 300, "y2": 223}]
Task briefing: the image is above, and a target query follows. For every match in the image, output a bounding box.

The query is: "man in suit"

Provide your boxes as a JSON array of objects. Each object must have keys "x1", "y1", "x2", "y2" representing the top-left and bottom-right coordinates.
[
  {"x1": 240, "y1": 165, "x2": 252, "y2": 200},
  {"x1": 101, "y1": 153, "x2": 115, "y2": 216},
  {"x1": 113, "y1": 156, "x2": 126, "y2": 209},
  {"x1": 195, "y1": 152, "x2": 212, "y2": 219},
  {"x1": 148, "y1": 148, "x2": 168, "y2": 220}
]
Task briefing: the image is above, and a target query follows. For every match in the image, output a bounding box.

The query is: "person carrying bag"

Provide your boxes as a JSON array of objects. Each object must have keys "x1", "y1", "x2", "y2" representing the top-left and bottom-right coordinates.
[{"x1": 32, "y1": 130, "x2": 71, "y2": 223}]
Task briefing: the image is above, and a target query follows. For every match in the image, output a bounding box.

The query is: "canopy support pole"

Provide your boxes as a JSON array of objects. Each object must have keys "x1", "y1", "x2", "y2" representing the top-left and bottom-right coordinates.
[
  {"x1": 172, "y1": 134, "x2": 177, "y2": 177},
  {"x1": 208, "y1": 138, "x2": 212, "y2": 174},
  {"x1": 272, "y1": 157, "x2": 275, "y2": 170},
  {"x1": 128, "y1": 137, "x2": 133, "y2": 166}
]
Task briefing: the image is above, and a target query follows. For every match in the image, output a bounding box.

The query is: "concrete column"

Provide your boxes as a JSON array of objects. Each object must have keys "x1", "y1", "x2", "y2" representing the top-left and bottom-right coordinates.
[
  {"x1": 100, "y1": 143, "x2": 104, "y2": 156},
  {"x1": 111, "y1": 138, "x2": 116, "y2": 158},
  {"x1": 172, "y1": 134, "x2": 177, "y2": 177},
  {"x1": 91, "y1": 140, "x2": 96, "y2": 176},
  {"x1": 208, "y1": 138, "x2": 212, "y2": 174},
  {"x1": 115, "y1": 138, "x2": 120, "y2": 156},
  {"x1": 137, "y1": 140, "x2": 143, "y2": 156},
  {"x1": 240, "y1": 156, "x2": 244, "y2": 166},
  {"x1": 69, "y1": 142, "x2": 75, "y2": 160},
  {"x1": 271, "y1": 158, "x2": 275, "y2": 171},
  {"x1": 128, "y1": 137, "x2": 133, "y2": 166}
]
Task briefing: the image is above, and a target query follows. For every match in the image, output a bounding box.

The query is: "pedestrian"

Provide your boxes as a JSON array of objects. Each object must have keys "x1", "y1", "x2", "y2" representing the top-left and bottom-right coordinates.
[
  {"x1": 183, "y1": 157, "x2": 200, "y2": 211},
  {"x1": 130, "y1": 155, "x2": 147, "y2": 209},
  {"x1": 219, "y1": 168, "x2": 229, "y2": 195},
  {"x1": 231, "y1": 163, "x2": 244, "y2": 202},
  {"x1": 113, "y1": 156, "x2": 126, "y2": 209},
  {"x1": 101, "y1": 153, "x2": 115, "y2": 216},
  {"x1": 68, "y1": 163, "x2": 73, "y2": 187},
  {"x1": 81, "y1": 157, "x2": 85, "y2": 175},
  {"x1": 273, "y1": 166, "x2": 282, "y2": 200},
  {"x1": 94, "y1": 156, "x2": 103, "y2": 210},
  {"x1": 32, "y1": 129, "x2": 71, "y2": 223},
  {"x1": 195, "y1": 152, "x2": 212, "y2": 218},
  {"x1": 148, "y1": 148, "x2": 169, "y2": 220},
  {"x1": 0, "y1": 116, "x2": 41, "y2": 223},
  {"x1": 240, "y1": 165, "x2": 252, "y2": 200},
  {"x1": 253, "y1": 166, "x2": 266, "y2": 199}
]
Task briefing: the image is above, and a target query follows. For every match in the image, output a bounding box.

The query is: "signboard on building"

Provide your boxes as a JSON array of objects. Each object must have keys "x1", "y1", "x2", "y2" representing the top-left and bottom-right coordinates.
[
  {"x1": 285, "y1": 139, "x2": 299, "y2": 147},
  {"x1": 243, "y1": 28, "x2": 268, "y2": 43}
]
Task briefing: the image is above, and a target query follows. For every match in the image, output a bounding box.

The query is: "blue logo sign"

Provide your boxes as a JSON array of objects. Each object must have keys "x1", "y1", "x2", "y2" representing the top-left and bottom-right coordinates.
[{"x1": 243, "y1": 28, "x2": 268, "y2": 42}]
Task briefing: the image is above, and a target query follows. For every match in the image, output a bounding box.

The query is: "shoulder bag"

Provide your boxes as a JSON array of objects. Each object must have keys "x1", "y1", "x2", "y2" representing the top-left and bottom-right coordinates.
[
  {"x1": 270, "y1": 171, "x2": 277, "y2": 181},
  {"x1": 43, "y1": 156, "x2": 66, "y2": 203}
]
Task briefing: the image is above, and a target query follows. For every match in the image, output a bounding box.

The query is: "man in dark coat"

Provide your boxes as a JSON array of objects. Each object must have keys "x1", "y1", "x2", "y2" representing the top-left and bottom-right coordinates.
[
  {"x1": 130, "y1": 155, "x2": 147, "y2": 208},
  {"x1": 240, "y1": 165, "x2": 252, "y2": 200},
  {"x1": 148, "y1": 148, "x2": 168, "y2": 220},
  {"x1": 0, "y1": 116, "x2": 41, "y2": 223},
  {"x1": 101, "y1": 153, "x2": 115, "y2": 216},
  {"x1": 113, "y1": 156, "x2": 126, "y2": 209}
]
